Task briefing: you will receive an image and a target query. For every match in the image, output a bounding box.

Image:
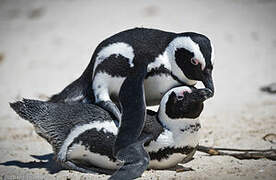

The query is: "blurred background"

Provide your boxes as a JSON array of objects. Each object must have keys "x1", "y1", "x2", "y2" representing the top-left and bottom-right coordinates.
[{"x1": 0, "y1": 0, "x2": 275, "y2": 179}]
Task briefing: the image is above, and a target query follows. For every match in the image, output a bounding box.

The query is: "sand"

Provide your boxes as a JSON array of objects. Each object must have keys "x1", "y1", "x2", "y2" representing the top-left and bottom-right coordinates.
[{"x1": 0, "y1": 0, "x2": 276, "y2": 179}]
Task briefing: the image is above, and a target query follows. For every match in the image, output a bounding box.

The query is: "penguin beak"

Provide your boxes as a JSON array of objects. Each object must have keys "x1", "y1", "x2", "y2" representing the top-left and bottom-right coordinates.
[
  {"x1": 202, "y1": 69, "x2": 214, "y2": 96},
  {"x1": 200, "y1": 88, "x2": 213, "y2": 101},
  {"x1": 189, "y1": 88, "x2": 213, "y2": 103}
]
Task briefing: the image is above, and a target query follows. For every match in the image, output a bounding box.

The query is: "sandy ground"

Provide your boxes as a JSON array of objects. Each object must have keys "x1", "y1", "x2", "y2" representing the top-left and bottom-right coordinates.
[{"x1": 0, "y1": 0, "x2": 276, "y2": 179}]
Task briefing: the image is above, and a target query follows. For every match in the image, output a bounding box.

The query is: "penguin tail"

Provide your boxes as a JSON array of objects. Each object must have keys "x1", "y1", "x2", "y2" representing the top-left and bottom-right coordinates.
[
  {"x1": 9, "y1": 99, "x2": 48, "y2": 124},
  {"x1": 10, "y1": 99, "x2": 65, "y2": 152},
  {"x1": 48, "y1": 74, "x2": 94, "y2": 104}
]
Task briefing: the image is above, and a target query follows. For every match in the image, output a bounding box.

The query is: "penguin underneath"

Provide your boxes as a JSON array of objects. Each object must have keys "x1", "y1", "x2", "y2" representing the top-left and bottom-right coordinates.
[
  {"x1": 48, "y1": 28, "x2": 215, "y2": 179},
  {"x1": 10, "y1": 86, "x2": 212, "y2": 176}
]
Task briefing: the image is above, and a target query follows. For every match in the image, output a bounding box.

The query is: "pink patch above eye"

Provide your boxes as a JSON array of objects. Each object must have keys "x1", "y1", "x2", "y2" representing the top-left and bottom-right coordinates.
[
  {"x1": 191, "y1": 58, "x2": 199, "y2": 65},
  {"x1": 181, "y1": 89, "x2": 192, "y2": 96}
]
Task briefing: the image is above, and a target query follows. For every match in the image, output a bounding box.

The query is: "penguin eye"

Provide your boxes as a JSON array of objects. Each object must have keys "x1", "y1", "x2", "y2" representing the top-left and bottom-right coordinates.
[{"x1": 191, "y1": 58, "x2": 199, "y2": 66}]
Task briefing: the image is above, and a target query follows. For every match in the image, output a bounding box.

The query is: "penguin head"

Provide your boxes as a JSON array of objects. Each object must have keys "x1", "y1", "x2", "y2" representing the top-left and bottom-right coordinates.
[
  {"x1": 170, "y1": 33, "x2": 215, "y2": 95},
  {"x1": 159, "y1": 86, "x2": 212, "y2": 120}
]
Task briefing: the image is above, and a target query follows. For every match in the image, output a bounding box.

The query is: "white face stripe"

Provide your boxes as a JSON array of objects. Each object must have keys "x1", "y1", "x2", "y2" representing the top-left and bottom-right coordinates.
[
  {"x1": 152, "y1": 36, "x2": 206, "y2": 85},
  {"x1": 147, "y1": 37, "x2": 202, "y2": 86},
  {"x1": 93, "y1": 42, "x2": 135, "y2": 77},
  {"x1": 57, "y1": 121, "x2": 118, "y2": 161},
  {"x1": 169, "y1": 36, "x2": 206, "y2": 70}
]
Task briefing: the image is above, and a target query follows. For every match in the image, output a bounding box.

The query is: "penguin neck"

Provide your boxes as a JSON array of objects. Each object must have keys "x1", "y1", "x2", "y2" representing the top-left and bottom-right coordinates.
[
  {"x1": 157, "y1": 107, "x2": 200, "y2": 133},
  {"x1": 157, "y1": 104, "x2": 200, "y2": 149}
]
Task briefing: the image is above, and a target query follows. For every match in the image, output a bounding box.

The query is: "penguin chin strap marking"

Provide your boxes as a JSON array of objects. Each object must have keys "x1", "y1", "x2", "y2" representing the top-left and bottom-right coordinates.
[
  {"x1": 147, "y1": 64, "x2": 194, "y2": 87},
  {"x1": 170, "y1": 71, "x2": 195, "y2": 87}
]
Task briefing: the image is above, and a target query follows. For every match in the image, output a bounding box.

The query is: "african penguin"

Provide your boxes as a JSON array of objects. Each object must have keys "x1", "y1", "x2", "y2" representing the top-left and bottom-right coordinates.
[
  {"x1": 48, "y1": 28, "x2": 215, "y2": 179},
  {"x1": 10, "y1": 86, "x2": 212, "y2": 176}
]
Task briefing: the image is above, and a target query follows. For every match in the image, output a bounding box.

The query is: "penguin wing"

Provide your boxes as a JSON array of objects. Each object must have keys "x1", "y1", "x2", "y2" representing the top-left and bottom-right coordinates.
[{"x1": 143, "y1": 110, "x2": 164, "y2": 144}]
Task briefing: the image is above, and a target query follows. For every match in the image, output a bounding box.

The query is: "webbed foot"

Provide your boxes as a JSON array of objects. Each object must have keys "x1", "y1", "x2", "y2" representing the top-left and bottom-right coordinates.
[{"x1": 109, "y1": 136, "x2": 151, "y2": 180}]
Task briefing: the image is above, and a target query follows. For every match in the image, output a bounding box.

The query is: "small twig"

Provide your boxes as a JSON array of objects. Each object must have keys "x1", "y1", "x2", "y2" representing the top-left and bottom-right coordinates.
[
  {"x1": 175, "y1": 167, "x2": 194, "y2": 173},
  {"x1": 198, "y1": 146, "x2": 276, "y2": 153},
  {"x1": 197, "y1": 145, "x2": 276, "y2": 160}
]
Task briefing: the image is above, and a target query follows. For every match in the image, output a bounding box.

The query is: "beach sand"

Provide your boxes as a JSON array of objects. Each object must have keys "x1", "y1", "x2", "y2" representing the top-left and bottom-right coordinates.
[{"x1": 0, "y1": 0, "x2": 276, "y2": 179}]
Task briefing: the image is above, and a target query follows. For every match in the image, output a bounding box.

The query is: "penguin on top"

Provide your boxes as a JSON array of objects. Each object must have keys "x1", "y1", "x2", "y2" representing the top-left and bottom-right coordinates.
[
  {"x1": 11, "y1": 86, "x2": 212, "y2": 177},
  {"x1": 49, "y1": 28, "x2": 215, "y2": 179}
]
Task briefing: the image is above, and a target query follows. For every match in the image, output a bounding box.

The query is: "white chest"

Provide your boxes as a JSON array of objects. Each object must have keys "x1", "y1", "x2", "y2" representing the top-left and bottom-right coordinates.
[
  {"x1": 144, "y1": 74, "x2": 180, "y2": 106},
  {"x1": 93, "y1": 71, "x2": 180, "y2": 105}
]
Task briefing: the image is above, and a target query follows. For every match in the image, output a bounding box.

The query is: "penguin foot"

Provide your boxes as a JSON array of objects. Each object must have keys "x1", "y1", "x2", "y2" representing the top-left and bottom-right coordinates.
[
  {"x1": 109, "y1": 136, "x2": 151, "y2": 180},
  {"x1": 97, "y1": 100, "x2": 121, "y2": 126}
]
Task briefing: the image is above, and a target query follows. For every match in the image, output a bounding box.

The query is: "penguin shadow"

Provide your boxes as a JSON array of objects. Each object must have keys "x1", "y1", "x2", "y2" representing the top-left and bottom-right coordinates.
[
  {"x1": 0, "y1": 153, "x2": 195, "y2": 174},
  {"x1": 0, "y1": 153, "x2": 63, "y2": 174}
]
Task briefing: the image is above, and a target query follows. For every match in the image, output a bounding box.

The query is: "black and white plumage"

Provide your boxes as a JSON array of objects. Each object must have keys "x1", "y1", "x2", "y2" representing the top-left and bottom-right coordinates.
[
  {"x1": 10, "y1": 86, "x2": 212, "y2": 176},
  {"x1": 48, "y1": 28, "x2": 215, "y2": 179}
]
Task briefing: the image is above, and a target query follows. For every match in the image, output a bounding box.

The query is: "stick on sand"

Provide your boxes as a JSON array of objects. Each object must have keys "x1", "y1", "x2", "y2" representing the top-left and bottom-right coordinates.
[{"x1": 197, "y1": 145, "x2": 276, "y2": 160}]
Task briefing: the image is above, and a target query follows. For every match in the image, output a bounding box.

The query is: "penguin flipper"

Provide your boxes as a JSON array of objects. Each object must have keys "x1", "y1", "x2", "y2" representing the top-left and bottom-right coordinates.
[
  {"x1": 97, "y1": 100, "x2": 121, "y2": 126},
  {"x1": 111, "y1": 65, "x2": 148, "y2": 179},
  {"x1": 48, "y1": 76, "x2": 93, "y2": 104}
]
